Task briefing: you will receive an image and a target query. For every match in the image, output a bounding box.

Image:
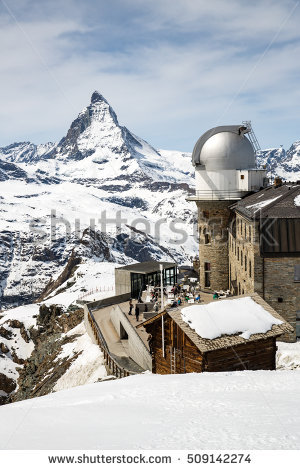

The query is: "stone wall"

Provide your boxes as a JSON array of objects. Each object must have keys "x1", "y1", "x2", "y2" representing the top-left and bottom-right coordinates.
[
  {"x1": 196, "y1": 200, "x2": 234, "y2": 291},
  {"x1": 229, "y1": 213, "x2": 298, "y2": 342},
  {"x1": 263, "y1": 257, "x2": 299, "y2": 342},
  {"x1": 229, "y1": 214, "x2": 258, "y2": 295}
]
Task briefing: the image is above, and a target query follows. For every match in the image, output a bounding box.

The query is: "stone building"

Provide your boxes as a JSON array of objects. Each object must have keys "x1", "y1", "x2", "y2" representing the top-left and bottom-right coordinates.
[
  {"x1": 229, "y1": 183, "x2": 300, "y2": 341},
  {"x1": 188, "y1": 124, "x2": 300, "y2": 342},
  {"x1": 188, "y1": 123, "x2": 267, "y2": 292}
]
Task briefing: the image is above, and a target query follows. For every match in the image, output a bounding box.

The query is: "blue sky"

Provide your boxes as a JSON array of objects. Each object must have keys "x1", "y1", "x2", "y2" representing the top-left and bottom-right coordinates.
[{"x1": 0, "y1": 0, "x2": 300, "y2": 152}]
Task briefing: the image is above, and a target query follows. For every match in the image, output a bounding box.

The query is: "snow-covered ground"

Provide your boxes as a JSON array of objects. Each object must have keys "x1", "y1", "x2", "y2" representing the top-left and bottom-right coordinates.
[
  {"x1": 44, "y1": 261, "x2": 117, "y2": 306},
  {"x1": 0, "y1": 261, "x2": 117, "y2": 400},
  {"x1": 53, "y1": 322, "x2": 107, "y2": 392},
  {"x1": 0, "y1": 370, "x2": 300, "y2": 450},
  {"x1": 277, "y1": 340, "x2": 300, "y2": 370}
]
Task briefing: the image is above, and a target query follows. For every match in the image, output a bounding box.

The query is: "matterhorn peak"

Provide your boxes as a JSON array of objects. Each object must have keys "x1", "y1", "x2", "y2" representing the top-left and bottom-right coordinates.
[{"x1": 91, "y1": 90, "x2": 108, "y2": 105}]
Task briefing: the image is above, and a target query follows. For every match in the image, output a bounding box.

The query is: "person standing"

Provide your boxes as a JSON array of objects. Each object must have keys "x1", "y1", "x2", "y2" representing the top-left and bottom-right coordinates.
[
  {"x1": 128, "y1": 299, "x2": 133, "y2": 315},
  {"x1": 135, "y1": 304, "x2": 140, "y2": 322}
]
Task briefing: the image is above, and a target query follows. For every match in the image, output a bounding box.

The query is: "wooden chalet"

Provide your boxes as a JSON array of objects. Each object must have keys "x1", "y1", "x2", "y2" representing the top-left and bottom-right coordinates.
[{"x1": 138, "y1": 293, "x2": 293, "y2": 374}]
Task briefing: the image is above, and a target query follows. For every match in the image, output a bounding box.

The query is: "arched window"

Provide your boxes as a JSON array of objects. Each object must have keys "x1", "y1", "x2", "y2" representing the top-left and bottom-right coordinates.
[{"x1": 204, "y1": 233, "x2": 210, "y2": 244}]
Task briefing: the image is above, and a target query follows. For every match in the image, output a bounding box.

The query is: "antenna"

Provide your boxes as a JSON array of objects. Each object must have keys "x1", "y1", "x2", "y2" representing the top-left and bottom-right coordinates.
[{"x1": 242, "y1": 120, "x2": 261, "y2": 152}]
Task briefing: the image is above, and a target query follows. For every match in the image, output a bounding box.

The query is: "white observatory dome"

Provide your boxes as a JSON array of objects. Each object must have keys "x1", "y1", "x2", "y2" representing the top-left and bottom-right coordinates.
[{"x1": 192, "y1": 126, "x2": 256, "y2": 170}]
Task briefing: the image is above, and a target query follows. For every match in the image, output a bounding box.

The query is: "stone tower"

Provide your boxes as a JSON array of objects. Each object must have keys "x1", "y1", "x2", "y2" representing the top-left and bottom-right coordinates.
[{"x1": 188, "y1": 124, "x2": 267, "y2": 292}]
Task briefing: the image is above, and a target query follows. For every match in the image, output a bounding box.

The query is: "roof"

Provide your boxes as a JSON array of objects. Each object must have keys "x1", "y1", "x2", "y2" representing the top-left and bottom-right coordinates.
[
  {"x1": 231, "y1": 184, "x2": 300, "y2": 220},
  {"x1": 139, "y1": 293, "x2": 293, "y2": 353},
  {"x1": 115, "y1": 261, "x2": 177, "y2": 274}
]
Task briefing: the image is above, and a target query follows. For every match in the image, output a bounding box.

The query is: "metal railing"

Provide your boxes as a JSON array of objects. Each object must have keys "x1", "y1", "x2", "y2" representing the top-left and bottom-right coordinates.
[
  {"x1": 87, "y1": 306, "x2": 133, "y2": 378},
  {"x1": 77, "y1": 285, "x2": 114, "y2": 301},
  {"x1": 187, "y1": 189, "x2": 248, "y2": 201}
]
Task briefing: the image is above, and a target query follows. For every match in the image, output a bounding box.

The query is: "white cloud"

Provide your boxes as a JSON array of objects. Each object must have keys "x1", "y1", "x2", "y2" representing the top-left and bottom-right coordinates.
[{"x1": 0, "y1": 0, "x2": 300, "y2": 150}]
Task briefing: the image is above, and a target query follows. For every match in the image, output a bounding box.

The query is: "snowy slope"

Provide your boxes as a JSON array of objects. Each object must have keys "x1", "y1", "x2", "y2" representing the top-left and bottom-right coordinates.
[
  {"x1": 0, "y1": 290, "x2": 108, "y2": 404},
  {"x1": 0, "y1": 371, "x2": 299, "y2": 450},
  {"x1": 0, "y1": 91, "x2": 196, "y2": 308},
  {"x1": 0, "y1": 304, "x2": 39, "y2": 387}
]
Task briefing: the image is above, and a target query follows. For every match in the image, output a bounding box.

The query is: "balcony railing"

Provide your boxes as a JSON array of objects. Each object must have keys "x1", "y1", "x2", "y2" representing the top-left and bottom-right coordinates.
[{"x1": 186, "y1": 189, "x2": 249, "y2": 201}]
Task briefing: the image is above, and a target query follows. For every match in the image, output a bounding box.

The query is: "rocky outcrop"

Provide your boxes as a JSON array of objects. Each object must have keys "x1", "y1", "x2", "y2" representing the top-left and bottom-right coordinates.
[
  {"x1": 0, "y1": 373, "x2": 16, "y2": 403},
  {"x1": 9, "y1": 305, "x2": 84, "y2": 404}
]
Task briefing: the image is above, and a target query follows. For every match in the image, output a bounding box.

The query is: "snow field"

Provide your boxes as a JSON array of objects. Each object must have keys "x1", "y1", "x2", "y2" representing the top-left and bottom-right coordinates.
[{"x1": 0, "y1": 370, "x2": 300, "y2": 450}]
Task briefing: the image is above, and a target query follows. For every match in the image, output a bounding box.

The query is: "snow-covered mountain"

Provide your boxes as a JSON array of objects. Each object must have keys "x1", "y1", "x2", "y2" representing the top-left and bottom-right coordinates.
[
  {"x1": 257, "y1": 142, "x2": 300, "y2": 181},
  {"x1": 0, "y1": 91, "x2": 196, "y2": 309}
]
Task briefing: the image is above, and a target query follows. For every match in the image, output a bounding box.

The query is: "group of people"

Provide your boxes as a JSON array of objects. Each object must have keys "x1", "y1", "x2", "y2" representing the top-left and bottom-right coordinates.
[
  {"x1": 169, "y1": 292, "x2": 201, "y2": 308},
  {"x1": 127, "y1": 282, "x2": 202, "y2": 322}
]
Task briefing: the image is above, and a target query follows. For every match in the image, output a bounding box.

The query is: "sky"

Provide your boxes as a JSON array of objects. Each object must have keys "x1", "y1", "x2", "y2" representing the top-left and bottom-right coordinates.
[{"x1": 0, "y1": 0, "x2": 300, "y2": 152}]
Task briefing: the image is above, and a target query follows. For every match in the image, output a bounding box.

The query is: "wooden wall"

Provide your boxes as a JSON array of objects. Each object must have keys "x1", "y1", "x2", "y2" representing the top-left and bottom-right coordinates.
[
  {"x1": 204, "y1": 337, "x2": 276, "y2": 372},
  {"x1": 145, "y1": 314, "x2": 277, "y2": 374},
  {"x1": 146, "y1": 315, "x2": 203, "y2": 374}
]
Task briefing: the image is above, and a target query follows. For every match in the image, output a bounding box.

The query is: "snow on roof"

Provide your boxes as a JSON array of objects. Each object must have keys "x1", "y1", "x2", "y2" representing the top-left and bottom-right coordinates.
[
  {"x1": 181, "y1": 296, "x2": 283, "y2": 340},
  {"x1": 245, "y1": 195, "x2": 282, "y2": 212},
  {"x1": 295, "y1": 194, "x2": 300, "y2": 206}
]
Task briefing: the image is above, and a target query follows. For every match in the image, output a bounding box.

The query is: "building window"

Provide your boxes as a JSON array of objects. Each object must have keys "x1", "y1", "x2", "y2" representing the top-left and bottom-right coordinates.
[
  {"x1": 241, "y1": 251, "x2": 243, "y2": 266},
  {"x1": 204, "y1": 233, "x2": 210, "y2": 244},
  {"x1": 295, "y1": 265, "x2": 300, "y2": 282},
  {"x1": 204, "y1": 262, "x2": 211, "y2": 288},
  {"x1": 245, "y1": 224, "x2": 247, "y2": 238},
  {"x1": 203, "y1": 210, "x2": 209, "y2": 219},
  {"x1": 237, "y1": 247, "x2": 239, "y2": 260},
  {"x1": 245, "y1": 255, "x2": 247, "y2": 271},
  {"x1": 249, "y1": 226, "x2": 251, "y2": 241},
  {"x1": 249, "y1": 260, "x2": 252, "y2": 277},
  {"x1": 240, "y1": 175, "x2": 244, "y2": 180}
]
